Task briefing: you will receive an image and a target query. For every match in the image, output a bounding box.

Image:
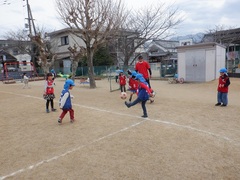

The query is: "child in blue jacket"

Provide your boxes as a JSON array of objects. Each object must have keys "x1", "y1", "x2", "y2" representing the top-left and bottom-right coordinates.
[
  {"x1": 125, "y1": 74, "x2": 153, "y2": 118},
  {"x1": 58, "y1": 79, "x2": 75, "y2": 124}
]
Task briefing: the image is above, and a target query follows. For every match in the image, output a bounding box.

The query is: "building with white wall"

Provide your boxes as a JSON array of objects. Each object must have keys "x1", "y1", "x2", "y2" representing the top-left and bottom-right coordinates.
[{"x1": 177, "y1": 42, "x2": 226, "y2": 82}]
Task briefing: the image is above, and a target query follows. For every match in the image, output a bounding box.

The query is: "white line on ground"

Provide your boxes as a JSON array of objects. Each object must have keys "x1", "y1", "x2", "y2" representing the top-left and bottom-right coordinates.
[
  {"x1": 0, "y1": 90, "x2": 239, "y2": 179},
  {"x1": 0, "y1": 91, "x2": 238, "y2": 144},
  {"x1": 0, "y1": 90, "x2": 238, "y2": 144},
  {"x1": 0, "y1": 120, "x2": 146, "y2": 180}
]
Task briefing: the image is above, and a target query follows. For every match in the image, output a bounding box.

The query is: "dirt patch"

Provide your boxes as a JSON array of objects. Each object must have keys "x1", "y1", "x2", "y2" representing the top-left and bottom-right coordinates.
[{"x1": 0, "y1": 78, "x2": 240, "y2": 179}]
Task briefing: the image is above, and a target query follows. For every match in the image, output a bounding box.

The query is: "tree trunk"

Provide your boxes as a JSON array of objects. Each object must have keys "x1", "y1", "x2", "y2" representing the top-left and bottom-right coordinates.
[
  {"x1": 71, "y1": 60, "x2": 78, "y2": 81},
  {"x1": 87, "y1": 47, "x2": 96, "y2": 88},
  {"x1": 42, "y1": 63, "x2": 51, "y2": 76},
  {"x1": 124, "y1": 56, "x2": 129, "y2": 66},
  {"x1": 123, "y1": 56, "x2": 130, "y2": 72}
]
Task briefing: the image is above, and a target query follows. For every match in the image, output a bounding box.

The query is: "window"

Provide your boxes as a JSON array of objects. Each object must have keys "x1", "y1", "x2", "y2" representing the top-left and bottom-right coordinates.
[{"x1": 61, "y1": 36, "x2": 69, "y2": 46}]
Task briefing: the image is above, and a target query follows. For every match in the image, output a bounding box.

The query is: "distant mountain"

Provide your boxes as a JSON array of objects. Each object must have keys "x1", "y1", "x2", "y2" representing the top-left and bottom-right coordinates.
[{"x1": 170, "y1": 33, "x2": 205, "y2": 43}]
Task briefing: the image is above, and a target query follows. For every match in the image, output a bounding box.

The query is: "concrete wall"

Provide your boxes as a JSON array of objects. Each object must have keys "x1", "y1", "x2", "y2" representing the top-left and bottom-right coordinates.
[
  {"x1": 205, "y1": 49, "x2": 215, "y2": 81},
  {"x1": 177, "y1": 52, "x2": 186, "y2": 80},
  {"x1": 215, "y1": 45, "x2": 226, "y2": 79}
]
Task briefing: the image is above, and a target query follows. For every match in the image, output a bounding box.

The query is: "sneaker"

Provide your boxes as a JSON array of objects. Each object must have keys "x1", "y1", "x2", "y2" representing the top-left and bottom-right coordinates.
[
  {"x1": 46, "y1": 109, "x2": 50, "y2": 113},
  {"x1": 215, "y1": 103, "x2": 221, "y2": 106},
  {"x1": 124, "y1": 101, "x2": 131, "y2": 108},
  {"x1": 141, "y1": 115, "x2": 148, "y2": 118},
  {"x1": 152, "y1": 91, "x2": 156, "y2": 98},
  {"x1": 52, "y1": 108, "x2": 57, "y2": 112},
  {"x1": 221, "y1": 104, "x2": 227, "y2": 107},
  {"x1": 58, "y1": 118, "x2": 62, "y2": 124},
  {"x1": 70, "y1": 119, "x2": 75, "y2": 123}
]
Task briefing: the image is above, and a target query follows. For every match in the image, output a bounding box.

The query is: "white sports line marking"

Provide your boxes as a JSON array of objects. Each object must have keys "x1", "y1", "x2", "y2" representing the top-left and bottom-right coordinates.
[
  {"x1": 0, "y1": 120, "x2": 146, "y2": 180},
  {"x1": 0, "y1": 91, "x2": 239, "y2": 179}
]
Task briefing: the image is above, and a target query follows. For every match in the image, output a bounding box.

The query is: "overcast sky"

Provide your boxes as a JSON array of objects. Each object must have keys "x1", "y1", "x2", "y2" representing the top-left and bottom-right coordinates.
[{"x1": 0, "y1": 0, "x2": 239, "y2": 39}]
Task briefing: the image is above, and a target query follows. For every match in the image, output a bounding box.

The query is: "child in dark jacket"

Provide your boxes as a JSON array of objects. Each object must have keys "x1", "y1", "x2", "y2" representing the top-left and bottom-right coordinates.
[
  {"x1": 215, "y1": 68, "x2": 230, "y2": 107},
  {"x1": 124, "y1": 74, "x2": 153, "y2": 118},
  {"x1": 58, "y1": 79, "x2": 75, "y2": 124}
]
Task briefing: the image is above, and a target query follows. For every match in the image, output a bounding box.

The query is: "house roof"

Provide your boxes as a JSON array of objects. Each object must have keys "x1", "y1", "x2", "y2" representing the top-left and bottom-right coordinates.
[
  {"x1": 145, "y1": 39, "x2": 179, "y2": 51},
  {"x1": 0, "y1": 49, "x2": 17, "y2": 62},
  {"x1": 48, "y1": 27, "x2": 141, "y2": 38},
  {"x1": 177, "y1": 42, "x2": 226, "y2": 51},
  {"x1": 48, "y1": 28, "x2": 74, "y2": 37},
  {"x1": 153, "y1": 39, "x2": 179, "y2": 48}
]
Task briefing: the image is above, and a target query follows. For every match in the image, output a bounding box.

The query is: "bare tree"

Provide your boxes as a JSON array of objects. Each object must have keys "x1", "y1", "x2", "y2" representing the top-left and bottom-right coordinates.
[
  {"x1": 113, "y1": 2, "x2": 182, "y2": 66},
  {"x1": 4, "y1": 27, "x2": 57, "y2": 74},
  {"x1": 56, "y1": 0, "x2": 127, "y2": 88},
  {"x1": 4, "y1": 29, "x2": 32, "y2": 55},
  {"x1": 29, "y1": 33, "x2": 56, "y2": 75},
  {"x1": 68, "y1": 44, "x2": 85, "y2": 80}
]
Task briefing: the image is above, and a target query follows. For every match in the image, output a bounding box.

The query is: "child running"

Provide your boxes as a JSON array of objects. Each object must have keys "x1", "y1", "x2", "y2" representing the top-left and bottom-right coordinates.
[
  {"x1": 22, "y1": 73, "x2": 30, "y2": 89},
  {"x1": 58, "y1": 79, "x2": 75, "y2": 124},
  {"x1": 124, "y1": 73, "x2": 153, "y2": 118},
  {"x1": 43, "y1": 73, "x2": 56, "y2": 113}
]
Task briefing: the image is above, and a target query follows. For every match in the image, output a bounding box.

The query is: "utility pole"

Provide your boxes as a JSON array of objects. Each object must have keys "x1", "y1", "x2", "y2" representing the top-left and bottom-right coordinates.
[
  {"x1": 24, "y1": 0, "x2": 38, "y2": 69},
  {"x1": 25, "y1": 0, "x2": 36, "y2": 36}
]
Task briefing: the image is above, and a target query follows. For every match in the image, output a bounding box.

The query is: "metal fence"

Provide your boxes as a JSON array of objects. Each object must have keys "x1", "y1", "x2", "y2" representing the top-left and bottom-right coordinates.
[{"x1": 48, "y1": 64, "x2": 177, "y2": 78}]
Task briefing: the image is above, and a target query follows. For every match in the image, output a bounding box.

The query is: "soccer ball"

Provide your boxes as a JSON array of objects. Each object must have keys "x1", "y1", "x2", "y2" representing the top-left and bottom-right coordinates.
[{"x1": 120, "y1": 92, "x2": 127, "y2": 99}]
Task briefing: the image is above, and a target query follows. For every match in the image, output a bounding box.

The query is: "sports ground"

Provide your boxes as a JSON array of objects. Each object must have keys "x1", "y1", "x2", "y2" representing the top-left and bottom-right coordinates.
[{"x1": 0, "y1": 78, "x2": 240, "y2": 179}]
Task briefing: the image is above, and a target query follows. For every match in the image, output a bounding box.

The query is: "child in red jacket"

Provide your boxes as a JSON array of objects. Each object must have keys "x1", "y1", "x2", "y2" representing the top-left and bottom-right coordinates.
[
  {"x1": 127, "y1": 70, "x2": 138, "y2": 102},
  {"x1": 125, "y1": 74, "x2": 153, "y2": 118},
  {"x1": 215, "y1": 68, "x2": 230, "y2": 107},
  {"x1": 43, "y1": 73, "x2": 56, "y2": 113},
  {"x1": 119, "y1": 70, "x2": 126, "y2": 92}
]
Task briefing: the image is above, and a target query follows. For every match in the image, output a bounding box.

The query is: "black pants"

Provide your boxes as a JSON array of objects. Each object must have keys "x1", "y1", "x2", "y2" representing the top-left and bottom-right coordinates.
[
  {"x1": 146, "y1": 78, "x2": 151, "y2": 88},
  {"x1": 46, "y1": 99, "x2": 54, "y2": 110},
  {"x1": 120, "y1": 85, "x2": 126, "y2": 92}
]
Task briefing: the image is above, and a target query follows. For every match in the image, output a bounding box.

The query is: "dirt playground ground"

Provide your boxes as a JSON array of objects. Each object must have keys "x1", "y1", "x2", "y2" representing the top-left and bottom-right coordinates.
[{"x1": 0, "y1": 77, "x2": 240, "y2": 180}]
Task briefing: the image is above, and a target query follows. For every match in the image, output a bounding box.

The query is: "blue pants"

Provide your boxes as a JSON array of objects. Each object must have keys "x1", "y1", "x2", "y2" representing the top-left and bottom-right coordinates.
[
  {"x1": 217, "y1": 92, "x2": 228, "y2": 105},
  {"x1": 128, "y1": 97, "x2": 148, "y2": 116}
]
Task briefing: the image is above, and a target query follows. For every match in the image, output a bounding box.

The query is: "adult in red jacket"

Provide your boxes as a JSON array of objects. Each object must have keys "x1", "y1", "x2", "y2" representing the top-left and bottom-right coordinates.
[
  {"x1": 215, "y1": 68, "x2": 230, "y2": 107},
  {"x1": 135, "y1": 55, "x2": 152, "y2": 88}
]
